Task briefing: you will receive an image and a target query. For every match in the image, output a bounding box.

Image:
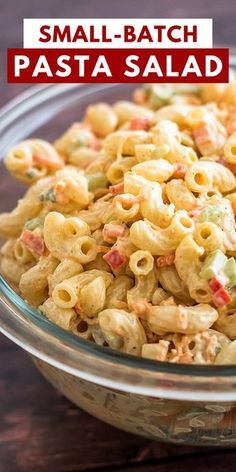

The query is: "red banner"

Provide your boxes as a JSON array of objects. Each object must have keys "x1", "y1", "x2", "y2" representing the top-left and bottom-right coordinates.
[{"x1": 8, "y1": 48, "x2": 229, "y2": 83}]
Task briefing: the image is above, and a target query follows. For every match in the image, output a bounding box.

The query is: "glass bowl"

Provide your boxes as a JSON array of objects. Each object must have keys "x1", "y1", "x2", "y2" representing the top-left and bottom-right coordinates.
[{"x1": 1, "y1": 80, "x2": 236, "y2": 446}]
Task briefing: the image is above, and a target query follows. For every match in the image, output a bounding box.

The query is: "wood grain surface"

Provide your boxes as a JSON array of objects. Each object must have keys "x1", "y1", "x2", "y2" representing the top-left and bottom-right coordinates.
[
  {"x1": 1, "y1": 1, "x2": 236, "y2": 470},
  {"x1": 1, "y1": 337, "x2": 236, "y2": 472}
]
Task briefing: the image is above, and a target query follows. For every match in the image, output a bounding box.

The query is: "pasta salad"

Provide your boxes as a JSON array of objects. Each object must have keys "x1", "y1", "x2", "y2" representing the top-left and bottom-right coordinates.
[{"x1": 2, "y1": 81, "x2": 236, "y2": 365}]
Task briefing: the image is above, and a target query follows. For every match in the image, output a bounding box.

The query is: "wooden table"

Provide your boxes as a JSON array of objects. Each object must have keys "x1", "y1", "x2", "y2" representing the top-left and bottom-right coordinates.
[{"x1": 1, "y1": 1, "x2": 236, "y2": 470}]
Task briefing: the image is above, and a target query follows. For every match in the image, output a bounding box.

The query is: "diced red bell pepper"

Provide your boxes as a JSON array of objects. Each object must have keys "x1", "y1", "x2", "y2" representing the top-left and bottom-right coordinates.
[
  {"x1": 208, "y1": 275, "x2": 228, "y2": 293},
  {"x1": 156, "y1": 254, "x2": 175, "y2": 268},
  {"x1": 129, "y1": 117, "x2": 150, "y2": 131},
  {"x1": 20, "y1": 230, "x2": 45, "y2": 256},
  {"x1": 212, "y1": 286, "x2": 231, "y2": 308},
  {"x1": 109, "y1": 183, "x2": 124, "y2": 195},
  {"x1": 103, "y1": 247, "x2": 127, "y2": 270}
]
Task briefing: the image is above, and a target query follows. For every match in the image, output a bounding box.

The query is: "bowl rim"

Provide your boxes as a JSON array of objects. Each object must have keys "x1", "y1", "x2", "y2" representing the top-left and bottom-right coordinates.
[{"x1": 1, "y1": 80, "x2": 236, "y2": 401}]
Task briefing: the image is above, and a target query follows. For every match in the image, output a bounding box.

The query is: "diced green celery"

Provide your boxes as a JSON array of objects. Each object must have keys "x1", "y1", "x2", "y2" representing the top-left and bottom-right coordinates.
[
  {"x1": 198, "y1": 205, "x2": 223, "y2": 223},
  {"x1": 86, "y1": 172, "x2": 109, "y2": 192},
  {"x1": 200, "y1": 250, "x2": 227, "y2": 280},
  {"x1": 225, "y1": 258, "x2": 236, "y2": 287}
]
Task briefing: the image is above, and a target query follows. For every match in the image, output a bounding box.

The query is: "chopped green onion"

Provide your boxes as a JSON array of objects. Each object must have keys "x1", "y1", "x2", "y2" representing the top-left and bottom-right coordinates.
[
  {"x1": 86, "y1": 172, "x2": 108, "y2": 192},
  {"x1": 200, "y1": 250, "x2": 227, "y2": 280}
]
